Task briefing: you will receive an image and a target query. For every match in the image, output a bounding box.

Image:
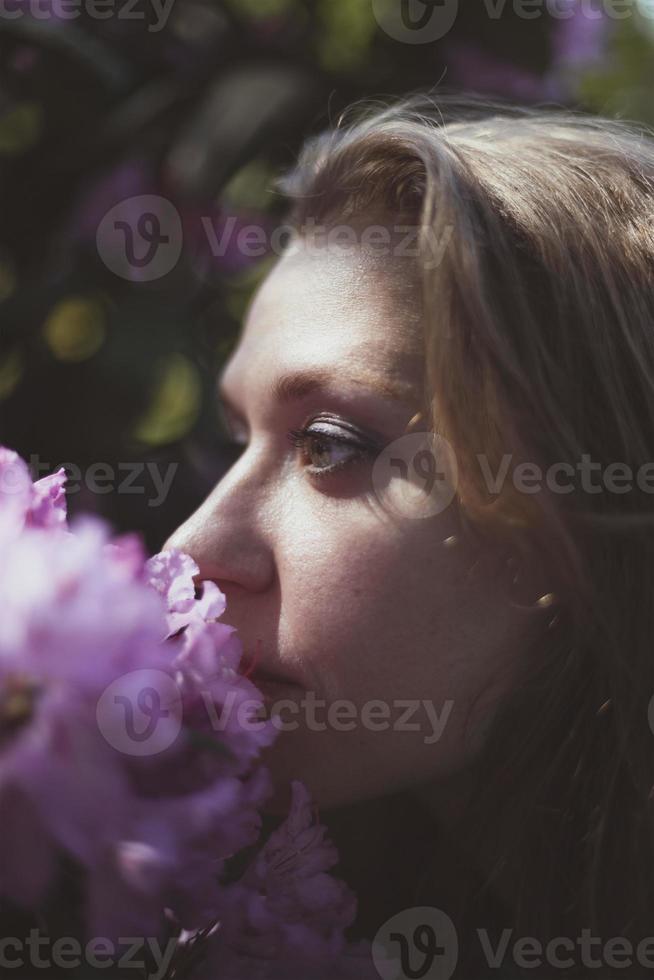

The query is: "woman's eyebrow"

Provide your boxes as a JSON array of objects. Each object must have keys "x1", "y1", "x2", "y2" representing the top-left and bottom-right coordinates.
[
  {"x1": 269, "y1": 367, "x2": 416, "y2": 404},
  {"x1": 216, "y1": 364, "x2": 421, "y2": 420}
]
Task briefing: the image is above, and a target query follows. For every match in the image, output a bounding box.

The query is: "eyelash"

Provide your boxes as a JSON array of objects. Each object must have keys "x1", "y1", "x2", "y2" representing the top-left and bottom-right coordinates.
[
  {"x1": 286, "y1": 422, "x2": 377, "y2": 477},
  {"x1": 222, "y1": 416, "x2": 380, "y2": 477}
]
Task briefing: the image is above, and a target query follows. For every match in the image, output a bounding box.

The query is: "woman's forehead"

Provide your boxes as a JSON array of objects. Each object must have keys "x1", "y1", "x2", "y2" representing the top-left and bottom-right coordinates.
[
  {"x1": 219, "y1": 243, "x2": 424, "y2": 414},
  {"x1": 240, "y1": 238, "x2": 423, "y2": 356}
]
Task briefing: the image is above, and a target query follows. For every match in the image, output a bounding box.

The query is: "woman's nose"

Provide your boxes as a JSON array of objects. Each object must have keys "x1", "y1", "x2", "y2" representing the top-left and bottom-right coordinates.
[{"x1": 162, "y1": 466, "x2": 275, "y2": 595}]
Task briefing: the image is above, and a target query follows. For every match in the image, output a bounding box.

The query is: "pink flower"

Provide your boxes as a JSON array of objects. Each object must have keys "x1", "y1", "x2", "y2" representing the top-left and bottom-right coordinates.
[
  {"x1": 0, "y1": 451, "x2": 273, "y2": 940},
  {"x1": 197, "y1": 781, "x2": 373, "y2": 978},
  {"x1": 0, "y1": 446, "x2": 368, "y2": 976},
  {"x1": 27, "y1": 469, "x2": 67, "y2": 529},
  {"x1": 0, "y1": 448, "x2": 67, "y2": 542}
]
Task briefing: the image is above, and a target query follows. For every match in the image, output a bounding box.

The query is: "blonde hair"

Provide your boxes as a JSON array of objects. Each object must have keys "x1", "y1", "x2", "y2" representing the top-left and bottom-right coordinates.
[{"x1": 279, "y1": 94, "x2": 654, "y2": 966}]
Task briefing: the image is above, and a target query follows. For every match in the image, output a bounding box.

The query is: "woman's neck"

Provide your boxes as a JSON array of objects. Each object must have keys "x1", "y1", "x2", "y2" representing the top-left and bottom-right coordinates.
[
  {"x1": 322, "y1": 790, "x2": 433, "y2": 938},
  {"x1": 322, "y1": 778, "x2": 511, "y2": 945}
]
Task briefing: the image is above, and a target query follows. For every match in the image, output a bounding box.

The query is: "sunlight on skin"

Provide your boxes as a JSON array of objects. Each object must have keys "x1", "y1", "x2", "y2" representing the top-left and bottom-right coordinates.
[{"x1": 165, "y1": 235, "x2": 535, "y2": 812}]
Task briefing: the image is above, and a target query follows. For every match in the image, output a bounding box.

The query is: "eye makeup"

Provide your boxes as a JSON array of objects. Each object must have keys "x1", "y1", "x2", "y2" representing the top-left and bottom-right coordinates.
[{"x1": 287, "y1": 414, "x2": 382, "y2": 477}]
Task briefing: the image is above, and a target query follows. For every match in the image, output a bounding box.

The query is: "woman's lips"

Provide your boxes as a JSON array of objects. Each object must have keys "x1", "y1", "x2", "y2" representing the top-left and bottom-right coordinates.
[
  {"x1": 238, "y1": 644, "x2": 301, "y2": 686},
  {"x1": 244, "y1": 673, "x2": 304, "y2": 710},
  {"x1": 238, "y1": 656, "x2": 303, "y2": 702},
  {"x1": 248, "y1": 675, "x2": 302, "y2": 702}
]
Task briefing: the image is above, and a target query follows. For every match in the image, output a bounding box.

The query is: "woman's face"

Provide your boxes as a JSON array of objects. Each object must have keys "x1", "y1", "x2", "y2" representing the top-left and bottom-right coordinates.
[{"x1": 165, "y1": 234, "x2": 531, "y2": 811}]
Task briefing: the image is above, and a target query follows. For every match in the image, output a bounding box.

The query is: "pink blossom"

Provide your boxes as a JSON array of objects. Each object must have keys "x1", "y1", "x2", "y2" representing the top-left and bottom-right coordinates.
[
  {"x1": 0, "y1": 447, "x2": 368, "y2": 976},
  {"x1": 197, "y1": 782, "x2": 374, "y2": 978},
  {"x1": 0, "y1": 458, "x2": 272, "y2": 940}
]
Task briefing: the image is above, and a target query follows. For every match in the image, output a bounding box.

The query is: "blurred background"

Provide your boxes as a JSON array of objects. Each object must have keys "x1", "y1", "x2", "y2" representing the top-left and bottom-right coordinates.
[{"x1": 0, "y1": 0, "x2": 652, "y2": 550}]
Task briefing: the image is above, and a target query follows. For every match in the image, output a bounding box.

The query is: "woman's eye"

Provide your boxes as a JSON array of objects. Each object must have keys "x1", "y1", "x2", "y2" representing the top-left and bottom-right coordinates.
[{"x1": 287, "y1": 419, "x2": 377, "y2": 475}]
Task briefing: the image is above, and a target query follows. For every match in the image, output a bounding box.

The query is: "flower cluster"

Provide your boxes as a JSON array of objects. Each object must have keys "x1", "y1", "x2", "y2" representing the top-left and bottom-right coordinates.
[{"x1": 0, "y1": 447, "x2": 369, "y2": 978}]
